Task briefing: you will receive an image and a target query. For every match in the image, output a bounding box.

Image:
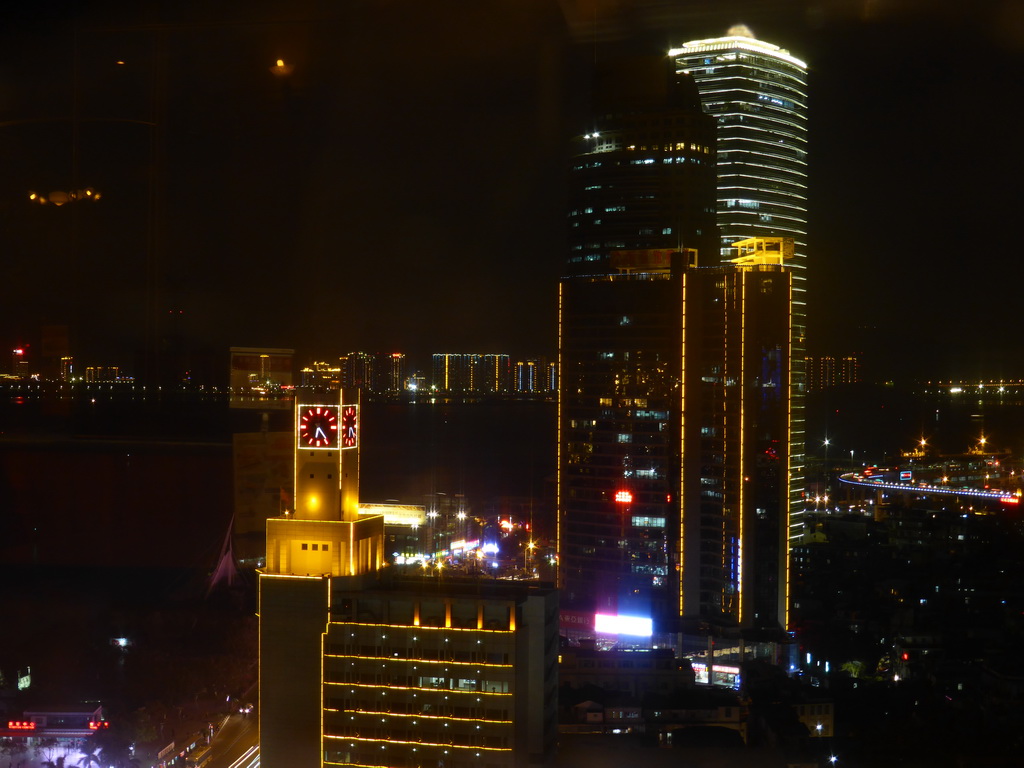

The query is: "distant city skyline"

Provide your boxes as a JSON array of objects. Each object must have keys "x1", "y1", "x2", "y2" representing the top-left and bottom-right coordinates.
[{"x1": 1, "y1": 3, "x2": 1021, "y2": 381}]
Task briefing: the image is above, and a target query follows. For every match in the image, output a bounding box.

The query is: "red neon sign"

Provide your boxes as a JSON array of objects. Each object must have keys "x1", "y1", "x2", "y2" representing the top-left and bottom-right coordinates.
[
  {"x1": 8, "y1": 721, "x2": 36, "y2": 730},
  {"x1": 614, "y1": 490, "x2": 633, "y2": 504},
  {"x1": 89, "y1": 721, "x2": 110, "y2": 730}
]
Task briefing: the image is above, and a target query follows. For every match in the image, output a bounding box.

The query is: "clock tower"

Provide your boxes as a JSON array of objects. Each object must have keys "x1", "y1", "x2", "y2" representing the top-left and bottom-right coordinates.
[
  {"x1": 293, "y1": 401, "x2": 359, "y2": 521},
  {"x1": 259, "y1": 390, "x2": 384, "y2": 768},
  {"x1": 263, "y1": 392, "x2": 382, "y2": 577}
]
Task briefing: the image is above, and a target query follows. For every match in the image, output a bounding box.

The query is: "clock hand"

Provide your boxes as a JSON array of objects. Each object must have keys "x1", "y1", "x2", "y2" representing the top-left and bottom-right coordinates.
[{"x1": 315, "y1": 426, "x2": 327, "y2": 439}]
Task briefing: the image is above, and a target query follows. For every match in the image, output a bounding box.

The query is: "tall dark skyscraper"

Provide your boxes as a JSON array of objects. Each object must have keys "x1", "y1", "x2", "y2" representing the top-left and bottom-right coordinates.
[
  {"x1": 566, "y1": 56, "x2": 719, "y2": 277},
  {"x1": 558, "y1": 52, "x2": 796, "y2": 643},
  {"x1": 559, "y1": 240, "x2": 793, "y2": 639}
]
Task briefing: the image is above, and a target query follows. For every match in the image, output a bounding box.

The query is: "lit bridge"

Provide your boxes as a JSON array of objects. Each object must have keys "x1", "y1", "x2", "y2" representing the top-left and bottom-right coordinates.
[{"x1": 838, "y1": 470, "x2": 1021, "y2": 506}]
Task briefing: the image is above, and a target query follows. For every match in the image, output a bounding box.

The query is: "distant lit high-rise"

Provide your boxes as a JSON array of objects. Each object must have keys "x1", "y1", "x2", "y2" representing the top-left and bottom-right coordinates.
[
  {"x1": 514, "y1": 358, "x2": 556, "y2": 395},
  {"x1": 806, "y1": 355, "x2": 860, "y2": 391},
  {"x1": 10, "y1": 348, "x2": 28, "y2": 378},
  {"x1": 432, "y1": 353, "x2": 511, "y2": 394}
]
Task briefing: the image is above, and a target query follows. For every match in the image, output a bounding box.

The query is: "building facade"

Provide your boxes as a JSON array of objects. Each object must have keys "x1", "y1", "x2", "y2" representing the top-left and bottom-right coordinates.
[
  {"x1": 806, "y1": 355, "x2": 860, "y2": 391},
  {"x1": 558, "y1": 239, "x2": 793, "y2": 640},
  {"x1": 432, "y1": 354, "x2": 512, "y2": 394}
]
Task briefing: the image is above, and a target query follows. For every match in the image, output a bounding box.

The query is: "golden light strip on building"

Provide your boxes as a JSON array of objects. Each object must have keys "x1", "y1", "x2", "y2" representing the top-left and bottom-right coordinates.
[
  {"x1": 325, "y1": 682, "x2": 512, "y2": 697},
  {"x1": 324, "y1": 654, "x2": 512, "y2": 669},
  {"x1": 337, "y1": 709, "x2": 512, "y2": 725},
  {"x1": 669, "y1": 36, "x2": 807, "y2": 69},
  {"x1": 721, "y1": 280, "x2": 730, "y2": 619},
  {"x1": 556, "y1": 281, "x2": 563, "y2": 589},
  {"x1": 737, "y1": 269, "x2": 746, "y2": 625},
  {"x1": 678, "y1": 271, "x2": 686, "y2": 617},
  {"x1": 785, "y1": 276, "x2": 793, "y2": 630},
  {"x1": 323, "y1": 734, "x2": 511, "y2": 752},
  {"x1": 260, "y1": 572, "x2": 327, "y2": 581},
  {"x1": 328, "y1": 620, "x2": 513, "y2": 635}
]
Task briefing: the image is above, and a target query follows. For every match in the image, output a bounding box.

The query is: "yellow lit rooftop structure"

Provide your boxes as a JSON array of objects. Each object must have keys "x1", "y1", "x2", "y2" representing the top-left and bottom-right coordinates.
[{"x1": 730, "y1": 236, "x2": 794, "y2": 267}]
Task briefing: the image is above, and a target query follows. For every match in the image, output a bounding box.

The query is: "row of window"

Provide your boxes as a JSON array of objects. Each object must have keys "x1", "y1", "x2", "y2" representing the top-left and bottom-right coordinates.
[
  {"x1": 326, "y1": 752, "x2": 507, "y2": 768},
  {"x1": 326, "y1": 645, "x2": 509, "y2": 664},
  {"x1": 325, "y1": 730, "x2": 511, "y2": 748},
  {"x1": 327, "y1": 698, "x2": 509, "y2": 720},
  {"x1": 324, "y1": 673, "x2": 510, "y2": 692}
]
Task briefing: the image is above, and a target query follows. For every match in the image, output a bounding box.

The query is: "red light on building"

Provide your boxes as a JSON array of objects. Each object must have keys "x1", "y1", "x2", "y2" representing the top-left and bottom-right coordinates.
[
  {"x1": 89, "y1": 721, "x2": 110, "y2": 730},
  {"x1": 614, "y1": 490, "x2": 633, "y2": 504},
  {"x1": 901, "y1": 652, "x2": 909, "y2": 661},
  {"x1": 8, "y1": 721, "x2": 36, "y2": 730},
  {"x1": 12, "y1": 348, "x2": 24, "y2": 356},
  {"x1": 1002, "y1": 497, "x2": 1020, "y2": 505}
]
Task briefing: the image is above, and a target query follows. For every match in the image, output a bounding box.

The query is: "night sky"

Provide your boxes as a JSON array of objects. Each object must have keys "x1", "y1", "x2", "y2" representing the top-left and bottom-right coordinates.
[{"x1": 1, "y1": 0, "x2": 1022, "y2": 381}]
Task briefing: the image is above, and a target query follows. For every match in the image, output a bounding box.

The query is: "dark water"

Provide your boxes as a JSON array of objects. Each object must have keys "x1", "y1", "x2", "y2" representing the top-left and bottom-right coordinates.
[
  {"x1": 4, "y1": 383, "x2": 1023, "y2": 572},
  {"x1": 805, "y1": 383, "x2": 1024, "y2": 462},
  {"x1": 360, "y1": 398, "x2": 556, "y2": 507}
]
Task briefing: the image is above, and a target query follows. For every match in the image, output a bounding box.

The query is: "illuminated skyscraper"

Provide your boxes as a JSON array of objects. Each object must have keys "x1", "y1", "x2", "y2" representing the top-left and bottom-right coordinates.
[
  {"x1": 259, "y1": 395, "x2": 557, "y2": 768},
  {"x1": 670, "y1": 28, "x2": 808, "y2": 282},
  {"x1": 432, "y1": 353, "x2": 512, "y2": 394},
  {"x1": 558, "y1": 239, "x2": 794, "y2": 640},
  {"x1": 672, "y1": 27, "x2": 808, "y2": 542}
]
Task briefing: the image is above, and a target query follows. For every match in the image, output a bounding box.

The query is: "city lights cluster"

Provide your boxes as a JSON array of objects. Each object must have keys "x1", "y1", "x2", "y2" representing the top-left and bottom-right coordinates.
[{"x1": 28, "y1": 188, "x2": 101, "y2": 206}]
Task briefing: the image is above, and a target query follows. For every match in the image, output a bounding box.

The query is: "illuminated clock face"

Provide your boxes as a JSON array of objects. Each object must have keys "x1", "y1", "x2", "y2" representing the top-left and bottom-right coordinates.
[
  {"x1": 341, "y1": 405, "x2": 358, "y2": 448},
  {"x1": 298, "y1": 405, "x2": 339, "y2": 448}
]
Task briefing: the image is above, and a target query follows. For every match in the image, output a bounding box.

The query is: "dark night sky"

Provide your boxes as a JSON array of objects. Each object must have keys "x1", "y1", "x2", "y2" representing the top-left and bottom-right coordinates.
[{"x1": 1, "y1": 0, "x2": 1022, "y2": 381}]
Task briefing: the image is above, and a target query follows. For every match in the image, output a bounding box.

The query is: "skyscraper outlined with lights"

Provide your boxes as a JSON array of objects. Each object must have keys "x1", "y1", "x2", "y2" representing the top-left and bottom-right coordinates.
[
  {"x1": 672, "y1": 27, "x2": 808, "y2": 545},
  {"x1": 558, "y1": 239, "x2": 794, "y2": 642}
]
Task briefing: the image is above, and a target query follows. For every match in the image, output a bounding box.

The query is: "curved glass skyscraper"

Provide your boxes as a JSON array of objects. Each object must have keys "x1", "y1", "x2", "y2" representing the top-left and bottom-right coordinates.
[
  {"x1": 672, "y1": 28, "x2": 808, "y2": 545},
  {"x1": 670, "y1": 27, "x2": 808, "y2": 277}
]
